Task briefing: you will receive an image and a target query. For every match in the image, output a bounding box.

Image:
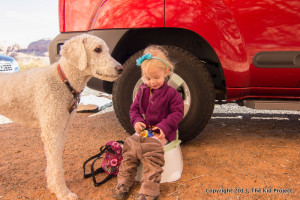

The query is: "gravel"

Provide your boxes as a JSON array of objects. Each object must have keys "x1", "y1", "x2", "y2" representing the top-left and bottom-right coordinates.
[{"x1": 1, "y1": 86, "x2": 299, "y2": 125}]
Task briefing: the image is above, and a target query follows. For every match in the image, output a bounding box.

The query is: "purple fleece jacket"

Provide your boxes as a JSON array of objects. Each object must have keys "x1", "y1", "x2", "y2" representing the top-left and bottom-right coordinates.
[{"x1": 130, "y1": 82, "x2": 184, "y2": 141}]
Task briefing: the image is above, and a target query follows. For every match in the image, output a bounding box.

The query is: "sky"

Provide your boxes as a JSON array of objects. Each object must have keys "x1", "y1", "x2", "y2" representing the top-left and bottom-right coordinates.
[{"x1": 0, "y1": 0, "x2": 59, "y2": 48}]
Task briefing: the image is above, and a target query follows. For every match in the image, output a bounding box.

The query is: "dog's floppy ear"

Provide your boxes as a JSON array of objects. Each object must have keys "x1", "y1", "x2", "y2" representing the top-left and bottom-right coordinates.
[{"x1": 60, "y1": 35, "x2": 87, "y2": 70}]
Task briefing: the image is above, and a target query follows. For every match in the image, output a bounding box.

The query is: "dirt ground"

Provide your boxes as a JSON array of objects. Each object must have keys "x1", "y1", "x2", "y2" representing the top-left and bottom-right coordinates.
[{"x1": 0, "y1": 109, "x2": 299, "y2": 200}]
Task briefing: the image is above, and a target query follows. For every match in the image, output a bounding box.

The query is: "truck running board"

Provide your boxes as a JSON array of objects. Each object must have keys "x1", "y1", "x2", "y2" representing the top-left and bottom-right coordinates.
[{"x1": 243, "y1": 100, "x2": 300, "y2": 111}]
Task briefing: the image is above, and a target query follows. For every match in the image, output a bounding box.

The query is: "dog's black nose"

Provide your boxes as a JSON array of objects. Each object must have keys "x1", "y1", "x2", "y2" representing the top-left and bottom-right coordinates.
[{"x1": 116, "y1": 65, "x2": 123, "y2": 74}]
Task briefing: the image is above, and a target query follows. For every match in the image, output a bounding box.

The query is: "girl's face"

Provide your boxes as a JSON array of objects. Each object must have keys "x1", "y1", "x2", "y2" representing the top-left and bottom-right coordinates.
[{"x1": 142, "y1": 65, "x2": 169, "y2": 89}]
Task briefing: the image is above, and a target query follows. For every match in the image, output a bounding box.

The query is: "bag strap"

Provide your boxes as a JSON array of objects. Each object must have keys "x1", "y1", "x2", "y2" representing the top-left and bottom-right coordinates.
[
  {"x1": 116, "y1": 140, "x2": 124, "y2": 145},
  {"x1": 90, "y1": 140, "x2": 124, "y2": 186},
  {"x1": 83, "y1": 140, "x2": 124, "y2": 186},
  {"x1": 83, "y1": 145, "x2": 107, "y2": 178},
  {"x1": 90, "y1": 156, "x2": 114, "y2": 186}
]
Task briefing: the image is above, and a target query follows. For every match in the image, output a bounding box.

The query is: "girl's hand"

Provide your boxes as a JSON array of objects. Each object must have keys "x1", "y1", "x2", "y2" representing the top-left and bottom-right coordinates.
[
  {"x1": 152, "y1": 127, "x2": 167, "y2": 145},
  {"x1": 134, "y1": 122, "x2": 146, "y2": 133},
  {"x1": 152, "y1": 126, "x2": 165, "y2": 138}
]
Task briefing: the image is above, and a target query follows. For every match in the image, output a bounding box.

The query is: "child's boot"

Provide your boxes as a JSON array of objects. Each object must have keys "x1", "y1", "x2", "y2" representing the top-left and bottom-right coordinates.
[{"x1": 113, "y1": 184, "x2": 131, "y2": 200}]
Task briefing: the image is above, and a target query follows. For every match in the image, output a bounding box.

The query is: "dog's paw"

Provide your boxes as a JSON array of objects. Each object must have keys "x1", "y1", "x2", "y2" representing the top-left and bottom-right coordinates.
[
  {"x1": 66, "y1": 192, "x2": 78, "y2": 200},
  {"x1": 47, "y1": 182, "x2": 56, "y2": 194},
  {"x1": 55, "y1": 191, "x2": 78, "y2": 200},
  {"x1": 52, "y1": 188, "x2": 78, "y2": 200}
]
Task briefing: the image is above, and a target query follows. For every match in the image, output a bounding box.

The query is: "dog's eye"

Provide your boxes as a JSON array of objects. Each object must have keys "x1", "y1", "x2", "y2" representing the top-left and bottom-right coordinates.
[{"x1": 94, "y1": 47, "x2": 102, "y2": 53}]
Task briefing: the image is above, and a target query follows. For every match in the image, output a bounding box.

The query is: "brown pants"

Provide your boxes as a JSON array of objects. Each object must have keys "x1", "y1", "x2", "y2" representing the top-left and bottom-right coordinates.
[{"x1": 117, "y1": 134, "x2": 165, "y2": 196}]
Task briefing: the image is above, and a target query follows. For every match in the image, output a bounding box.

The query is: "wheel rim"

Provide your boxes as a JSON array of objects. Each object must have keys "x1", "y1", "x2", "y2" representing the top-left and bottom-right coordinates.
[{"x1": 132, "y1": 73, "x2": 191, "y2": 117}]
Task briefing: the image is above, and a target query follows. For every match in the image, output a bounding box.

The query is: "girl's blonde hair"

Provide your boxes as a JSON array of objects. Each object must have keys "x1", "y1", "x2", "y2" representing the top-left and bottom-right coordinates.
[{"x1": 140, "y1": 45, "x2": 175, "y2": 76}]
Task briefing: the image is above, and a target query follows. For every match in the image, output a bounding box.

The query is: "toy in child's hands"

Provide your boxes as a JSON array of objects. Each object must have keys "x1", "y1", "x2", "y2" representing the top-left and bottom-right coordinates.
[
  {"x1": 140, "y1": 129, "x2": 153, "y2": 138},
  {"x1": 140, "y1": 128, "x2": 159, "y2": 138}
]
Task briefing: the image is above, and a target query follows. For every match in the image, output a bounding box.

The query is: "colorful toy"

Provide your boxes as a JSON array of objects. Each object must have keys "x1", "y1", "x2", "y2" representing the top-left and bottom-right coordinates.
[{"x1": 140, "y1": 129, "x2": 155, "y2": 138}]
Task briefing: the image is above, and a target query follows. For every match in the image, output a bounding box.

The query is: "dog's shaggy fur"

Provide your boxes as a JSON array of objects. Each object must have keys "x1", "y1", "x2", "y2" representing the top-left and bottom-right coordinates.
[{"x1": 0, "y1": 34, "x2": 122, "y2": 200}]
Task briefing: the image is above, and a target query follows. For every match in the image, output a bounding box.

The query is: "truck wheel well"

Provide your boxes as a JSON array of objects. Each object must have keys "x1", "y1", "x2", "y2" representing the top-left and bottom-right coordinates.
[{"x1": 111, "y1": 28, "x2": 226, "y2": 100}]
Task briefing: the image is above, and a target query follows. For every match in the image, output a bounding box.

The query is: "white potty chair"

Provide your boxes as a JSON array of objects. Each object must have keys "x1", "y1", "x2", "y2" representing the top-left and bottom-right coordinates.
[{"x1": 135, "y1": 137, "x2": 183, "y2": 183}]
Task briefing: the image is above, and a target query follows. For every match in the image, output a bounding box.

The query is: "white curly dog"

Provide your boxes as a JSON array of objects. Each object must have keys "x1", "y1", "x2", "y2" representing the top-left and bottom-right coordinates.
[{"x1": 0, "y1": 34, "x2": 123, "y2": 200}]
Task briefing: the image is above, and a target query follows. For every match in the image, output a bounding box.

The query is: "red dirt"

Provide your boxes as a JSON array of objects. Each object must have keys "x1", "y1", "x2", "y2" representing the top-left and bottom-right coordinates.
[{"x1": 0, "y1": 111, "x2": 299, "y2": 199}]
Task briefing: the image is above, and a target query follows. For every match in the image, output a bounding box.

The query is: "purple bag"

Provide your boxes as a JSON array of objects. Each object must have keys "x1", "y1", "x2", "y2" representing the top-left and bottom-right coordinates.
[{"x1": 83, "y1": 140, "x2": 124, "y2": 186}]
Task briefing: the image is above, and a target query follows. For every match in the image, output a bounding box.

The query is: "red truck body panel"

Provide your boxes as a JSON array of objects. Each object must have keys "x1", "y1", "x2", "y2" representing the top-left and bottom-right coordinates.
[
  {"x1": 62, "y1": 0, "x2": 164, "y2": 31},
  {"x1": 58, "y1": 0, "x2": 300, "y2": 100}
]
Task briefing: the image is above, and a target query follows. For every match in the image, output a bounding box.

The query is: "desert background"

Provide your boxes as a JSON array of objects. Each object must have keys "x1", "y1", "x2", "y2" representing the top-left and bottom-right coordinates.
[{"x1": 0, "y1": 39, "x2": 51, "y2": 71}]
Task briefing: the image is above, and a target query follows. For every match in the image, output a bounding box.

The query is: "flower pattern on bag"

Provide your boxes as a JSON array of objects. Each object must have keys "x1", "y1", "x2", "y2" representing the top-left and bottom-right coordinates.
[{"x1": 101, "y1": 141, "x2": 123, "y2": 176}]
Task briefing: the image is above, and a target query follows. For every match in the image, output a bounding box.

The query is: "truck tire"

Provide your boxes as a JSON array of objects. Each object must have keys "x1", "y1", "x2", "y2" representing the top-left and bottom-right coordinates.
[{"x1": 112, "y1": 46, "x2": 215, "y2": 142}]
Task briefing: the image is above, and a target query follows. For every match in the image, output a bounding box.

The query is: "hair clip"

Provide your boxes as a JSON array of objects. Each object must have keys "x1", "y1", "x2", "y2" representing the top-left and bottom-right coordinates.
[
  {"x1": 136, "y1": 53, "x2": 168, "y2": 68},
  {"x1": 136, "y1": 53, "x2": 152, "y2": 66}
]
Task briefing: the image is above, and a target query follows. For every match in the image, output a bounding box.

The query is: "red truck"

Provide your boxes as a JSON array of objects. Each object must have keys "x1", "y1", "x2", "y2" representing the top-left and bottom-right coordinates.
[{"x1": 49, "y1": 0, "x2": 300, "y2": 142}]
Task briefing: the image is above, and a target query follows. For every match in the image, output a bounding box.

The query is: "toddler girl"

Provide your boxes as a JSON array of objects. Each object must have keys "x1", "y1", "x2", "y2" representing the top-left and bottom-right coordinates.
[{"x1": 113, "y1": 45, "x2": 184, "y2": 200}]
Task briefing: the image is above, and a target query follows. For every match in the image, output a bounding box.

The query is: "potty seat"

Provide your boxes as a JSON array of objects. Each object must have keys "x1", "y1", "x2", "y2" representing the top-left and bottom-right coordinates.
[{"x1": 135, "y1": 135, "x2": 183, "y2": 183}]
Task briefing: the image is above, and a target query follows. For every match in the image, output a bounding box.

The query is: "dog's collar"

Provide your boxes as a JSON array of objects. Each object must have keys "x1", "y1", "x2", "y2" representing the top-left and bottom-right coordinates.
[{"x1": 57, "y1": 65, "x2": 82, "y2": 113}]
